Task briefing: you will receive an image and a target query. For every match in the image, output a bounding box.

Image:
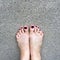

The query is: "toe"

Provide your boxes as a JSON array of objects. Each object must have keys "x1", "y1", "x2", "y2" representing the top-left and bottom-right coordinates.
[
  {"x1": 40, "y1": 31, "x2": 44, "y2": 36},
  {"x1": 20, "y1": 27, "x2": 24, "y2": 33},
  {"x1": 35, "y1": 26, "x2": 37, "y2": 32},
  {"x1": 36, "y1": 26, "x2": 40, "y2": 32},
  {"x1": 19, "y1": 29, "x2": 21, "y2": 34},
  {"x1": 30, "y1": 25, "x2": 35, "y2": 33},
  {"x1": 24, "y1": 26, "x2": 28, "y2": 33},
  {"x1": 16, "y1": 32, "x2": 20, "y2": 38}
]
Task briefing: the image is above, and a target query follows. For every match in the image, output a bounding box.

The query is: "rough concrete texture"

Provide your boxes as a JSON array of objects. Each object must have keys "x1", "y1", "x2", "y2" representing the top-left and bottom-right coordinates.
[{"x1": 0, "y1": 0, "x2": 60, "y2": 60}]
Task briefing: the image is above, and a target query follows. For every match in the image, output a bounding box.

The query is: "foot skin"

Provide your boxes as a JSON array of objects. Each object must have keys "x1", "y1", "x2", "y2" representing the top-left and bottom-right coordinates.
[
  {"x1": 30, "y1": 25, "x2": 44, "y2": 60},
  {"x1": 16, "y1": 26, "x2": 29, "y2": 60}
]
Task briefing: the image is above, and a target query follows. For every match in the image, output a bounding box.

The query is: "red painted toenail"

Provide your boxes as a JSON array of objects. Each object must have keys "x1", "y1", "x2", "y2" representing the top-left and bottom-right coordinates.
[
  {"x1": 20, "y1": 27, "x2": 23, "y2": 29},
  {"x1": 24, "y1": 27, "x2": 27, "y2": 29},
  {"x1": 36, "y1": 26, "x2": 37, "y2": 27},
  {"x1": 31, "y1": 26, "x2": 34, "y2": 28},
  {"x1": 42, "y1": 31, "x2": 44, "y2": 33},
  {"x1": 21, "y1": 27, "x2": 23, "y2": 28},
  {"x1": 38, "y1": 27, "x2": 39, "y2": 28},
  {"x1": 36, "y1": 26, "x2": 39, "y2": 28}
]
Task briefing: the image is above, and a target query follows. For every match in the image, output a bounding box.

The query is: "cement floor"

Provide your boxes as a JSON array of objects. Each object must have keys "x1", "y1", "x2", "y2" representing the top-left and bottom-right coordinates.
[{"x1": 0, "y1": 0, "x2": 60, "y2": 60}]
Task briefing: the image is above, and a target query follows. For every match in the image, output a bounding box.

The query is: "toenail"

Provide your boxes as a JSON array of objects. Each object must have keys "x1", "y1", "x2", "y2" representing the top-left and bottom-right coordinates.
[
  {"x1": 31, "y1": 26, "x2": 34, "y2": 28},
  {"x1": 36, "y1": 26, "x2": 37, "y2": 27},
  {"x1": 21, "y1": 27, "x2": 23, "y2": 28},
  {"x1": 38, "y1": 27, "x2": 39, "y2": 28},
  {"x1": 42, "y1": 31, "x2": 44, "y2": 33},
  {"x1": 36, "y1": 26, "x2": 39, "y2": 28},
  {"x1": 24, "y1": 27, "x2": 27, "y2": 29},
  {"x1": 39, "y1": 29, "x2": 41, "y2": 31}
]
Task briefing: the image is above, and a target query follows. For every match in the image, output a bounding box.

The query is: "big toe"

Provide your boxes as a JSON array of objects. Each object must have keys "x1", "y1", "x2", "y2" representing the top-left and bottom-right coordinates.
[
  {"x1": 24, "y1": 26, "x2": 29, "y2": 33},
  {"x1": 30, "y1": 25, "x2": 35, "y2": 33}
]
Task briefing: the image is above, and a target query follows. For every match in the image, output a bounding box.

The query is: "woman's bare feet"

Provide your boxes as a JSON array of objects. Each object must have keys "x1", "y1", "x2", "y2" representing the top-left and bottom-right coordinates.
[
  {"x1": 30, "y1": 25, "x2": 44, "y2": 60},
  {"x1": 16, "y1": 26, "x2": 29, "y2": 60}
]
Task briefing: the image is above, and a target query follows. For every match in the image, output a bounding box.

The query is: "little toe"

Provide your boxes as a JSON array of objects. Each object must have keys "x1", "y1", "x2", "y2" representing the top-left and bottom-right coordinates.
[
  {"x1": 16, "y1": 32, "x2": 20, "y2": 38},
  {"x1": 40, "y1": 31, "x2": 44, "y2": 36},
  {"x1": 30, "y1": 25, "x2": 35, "y2": 33},
  {"x1": 24, "y1": 26, "x2": 28, "y2": 33}
]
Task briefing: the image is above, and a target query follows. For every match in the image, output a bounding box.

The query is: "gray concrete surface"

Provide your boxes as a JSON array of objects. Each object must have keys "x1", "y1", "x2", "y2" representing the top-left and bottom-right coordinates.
[{"x1": 0, "y1": 0, "x2": 60, "y2": 60}]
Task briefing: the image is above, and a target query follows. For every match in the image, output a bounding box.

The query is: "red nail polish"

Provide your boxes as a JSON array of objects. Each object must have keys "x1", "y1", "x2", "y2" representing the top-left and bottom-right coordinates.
[
  {"x1": 36, "y1": 26, "x2": 37, "y2": 27},
  {"x1": 24, "y1": 27, "x2": 27, "y2": 29},
  {"x1": 42, "y1": 31, "x2": 44, "y2": 33},
  {"x1": 36, "y1": 26, "x2": 39, "y2": 28},
  {"x1": 31, "y1": 26, "x2": 34, "y2": 28},
  {"x1": 21, "y1": 27, "x2": 23, "y2": 28},
  {"x1": 38, "y1": 27, "x2": 39, "y2": 28},
  {"x1": 20, "y1": 27, "x2": 23, "y2": 29}
]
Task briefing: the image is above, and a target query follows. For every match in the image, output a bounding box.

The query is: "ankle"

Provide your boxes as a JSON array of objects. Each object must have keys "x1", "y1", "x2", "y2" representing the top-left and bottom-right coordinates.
[
  {"x1": 31, "y1": 50, "x2": 41, "y2": 60},
  {"x1": 20, "y1": 50, "x2": 30, "y2": 60}
]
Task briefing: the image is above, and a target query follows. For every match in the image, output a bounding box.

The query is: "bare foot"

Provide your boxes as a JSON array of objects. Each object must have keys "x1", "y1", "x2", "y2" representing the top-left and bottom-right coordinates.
[
  {"x1": 30, "y1": 25, "x2": 44, "y2": 60},
  {"x1": 16, "y1": 26, "x2": 29, "y2": 60}
]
